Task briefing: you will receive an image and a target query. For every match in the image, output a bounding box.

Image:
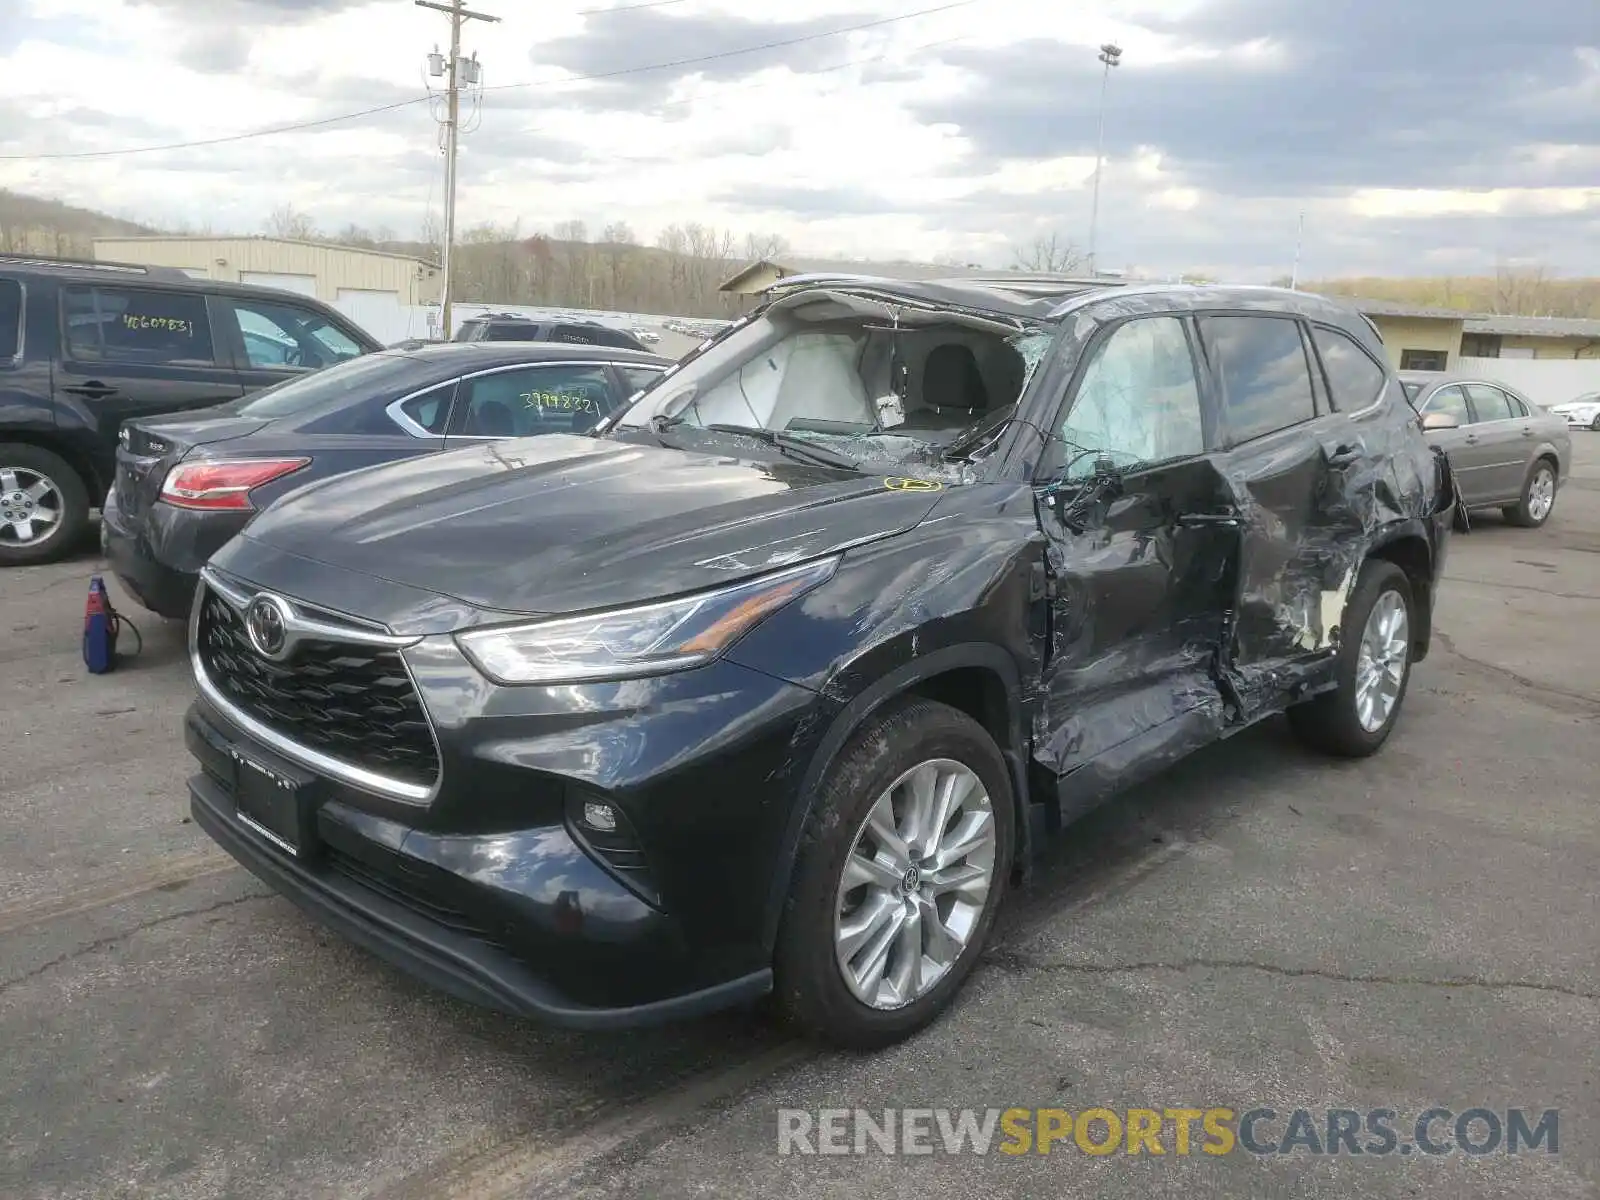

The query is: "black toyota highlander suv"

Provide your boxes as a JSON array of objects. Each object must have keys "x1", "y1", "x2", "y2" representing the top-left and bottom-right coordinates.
[{"x1": 183, "y1": 275, "x2": 1458, "y2": 1048}]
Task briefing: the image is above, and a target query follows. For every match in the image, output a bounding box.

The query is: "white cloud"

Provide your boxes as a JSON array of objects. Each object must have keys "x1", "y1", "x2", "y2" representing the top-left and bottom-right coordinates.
[{"x1": 1, "y1": 0, "x2": 1596, "y2": 279}]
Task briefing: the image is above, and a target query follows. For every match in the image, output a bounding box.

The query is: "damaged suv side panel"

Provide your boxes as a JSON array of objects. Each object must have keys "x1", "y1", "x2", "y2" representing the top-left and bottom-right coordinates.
[{"x1": 1016, "y1": 288, "x2": 1452, "y2": 821}]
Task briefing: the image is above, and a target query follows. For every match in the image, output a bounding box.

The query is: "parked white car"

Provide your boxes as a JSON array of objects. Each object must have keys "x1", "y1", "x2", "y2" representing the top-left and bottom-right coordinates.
[{"x1": 1548, "y1": 392, "x2": 1600, "y2": 431}]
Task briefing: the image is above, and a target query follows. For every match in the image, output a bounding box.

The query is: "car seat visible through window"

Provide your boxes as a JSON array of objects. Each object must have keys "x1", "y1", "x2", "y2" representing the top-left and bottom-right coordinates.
[
  {"x1": 902, "y1": 343, "x2": 990, "y2": 428},
  {"x1": 468, "y1": 399, "x2": 516, "y2": 437}
]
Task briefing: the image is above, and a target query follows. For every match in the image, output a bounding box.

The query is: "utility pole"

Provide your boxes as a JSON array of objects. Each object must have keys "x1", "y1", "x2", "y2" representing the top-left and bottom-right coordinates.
[
  {"x1": 418, "y1": 0, "x2": 498, "y2": 339},
  {"x1": 1290, "y1": 210, "x2": 1305, "y2": 289},
  {"x1": 1086, "y1": 41, "x2": 1122, "y2": 277}
]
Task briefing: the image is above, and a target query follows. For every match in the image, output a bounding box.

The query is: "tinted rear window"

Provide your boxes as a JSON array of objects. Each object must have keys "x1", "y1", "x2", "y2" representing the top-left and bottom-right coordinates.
[
  {"x1": 233, "y1": 353, "x2": 426, "y2": 419},
  {"x1": 63, "y1": 285, "x2": 215, "y2": 367},
  {"x1": 552, "y1": 324, "x2": 639, "y2": 350},
  {"x1": 1200, "y1": 315, "x2": 1317, "y2": 444},
  {"x1": 1312, "y1": 325, "x2": 1387, "y2": 411},
  {"x1": 0, "y1": 278, "x2": 19, "y2": 360},
  {"x1": 482, "y1": 323, "x2": 542, "y2": 342}
]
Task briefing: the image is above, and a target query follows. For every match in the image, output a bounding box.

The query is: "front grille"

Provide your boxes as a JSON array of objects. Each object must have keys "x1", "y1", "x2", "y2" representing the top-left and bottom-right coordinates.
[{"x1": 196, "y1": 587, "x2": 440, "y2": 790}]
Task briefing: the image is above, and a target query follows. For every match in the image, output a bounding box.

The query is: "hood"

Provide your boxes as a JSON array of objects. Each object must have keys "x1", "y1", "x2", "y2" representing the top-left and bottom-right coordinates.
[{"x1": 231, "y1": 434, "x2": 948, "y2": 619}]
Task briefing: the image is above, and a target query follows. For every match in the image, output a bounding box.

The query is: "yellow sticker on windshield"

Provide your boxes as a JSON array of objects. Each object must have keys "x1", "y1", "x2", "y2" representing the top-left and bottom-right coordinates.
[{"x1": 882, "y1": 477, "x2": 942, "y2": 492}]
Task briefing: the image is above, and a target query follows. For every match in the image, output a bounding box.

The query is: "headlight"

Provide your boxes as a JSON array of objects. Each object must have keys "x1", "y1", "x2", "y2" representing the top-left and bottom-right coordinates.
[{"x1": 454, "y1": 557, "x2": 839, "y2": 685}]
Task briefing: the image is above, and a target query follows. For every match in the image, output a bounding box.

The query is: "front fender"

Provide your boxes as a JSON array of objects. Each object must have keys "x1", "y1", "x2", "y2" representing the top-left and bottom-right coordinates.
[{"x1": 755, "y1": 641, "x2": 1034, "y2": 953}]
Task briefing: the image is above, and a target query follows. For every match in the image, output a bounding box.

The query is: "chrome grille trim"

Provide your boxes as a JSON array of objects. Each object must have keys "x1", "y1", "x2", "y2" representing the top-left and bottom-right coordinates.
[{"x1": 191, "y1": 567, "x2": 442, "y2": 805}]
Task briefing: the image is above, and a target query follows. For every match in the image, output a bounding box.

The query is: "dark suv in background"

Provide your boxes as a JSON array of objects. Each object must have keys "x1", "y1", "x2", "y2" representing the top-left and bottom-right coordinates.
[
  {"x1": 0, "y1": 255, "x2": 380, "y2": 565},
  {"x1": 452, "y1": 313, "x2": 651, "y2": 353},
  {"x1": 184, "y1": 277, "x2": 1456, "y2": 1048}
]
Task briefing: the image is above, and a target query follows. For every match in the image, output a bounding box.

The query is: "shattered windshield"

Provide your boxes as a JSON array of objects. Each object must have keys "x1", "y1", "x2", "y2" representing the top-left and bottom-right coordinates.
[{"x1": 613, "y1": 292, "x2": 1056, "y2": 471}]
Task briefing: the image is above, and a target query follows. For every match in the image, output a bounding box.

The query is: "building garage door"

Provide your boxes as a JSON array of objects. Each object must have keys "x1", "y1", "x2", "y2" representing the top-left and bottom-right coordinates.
[
  {"x1": 336, "y1": 288, "x2": 406, "y2": 345},
  {"x1": 239, "y1": 271, "x2": 318, "y2": 296}
]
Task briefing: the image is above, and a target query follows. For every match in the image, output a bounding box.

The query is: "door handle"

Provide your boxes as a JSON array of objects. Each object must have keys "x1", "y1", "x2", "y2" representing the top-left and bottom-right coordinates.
[
  {"x1": 1325, "y1": 444, "x2": 1360, "y2": 467},
  {"x1": 1464, "y1": 433, "x2": 1478, "y2": 444},
  {"x1": 1176, "y1": 512, "x2": 1243, "y2": 529},
  {"x1": 1521, "y1": 426, "x2": 1533, "y2": 438},
  {"x1": 63, "y1": 382, "x2": 118, "y2": 399}
]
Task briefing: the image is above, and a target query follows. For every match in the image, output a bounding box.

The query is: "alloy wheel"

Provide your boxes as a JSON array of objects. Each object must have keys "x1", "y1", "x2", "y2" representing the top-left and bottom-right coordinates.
[
  {"x1": 1527, "y1": 466, "x2": 1555, "y2": 523},
  {"x1": 833, "y1": 758, "x2": 997, "y2": 1010},
  {"x1": 1354, "y1": 589, "x2": 1409, "y2": 733},
  {"x1": 0, "y1": 467, "x2": 63, "y2": 547}
]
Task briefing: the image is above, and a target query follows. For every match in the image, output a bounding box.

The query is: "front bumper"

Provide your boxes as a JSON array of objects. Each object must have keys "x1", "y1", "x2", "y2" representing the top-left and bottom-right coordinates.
[
  {"x1": 186, "y1": 702, "x2": 778, "y2": 1027},
  {"x1": 184, "y1": 573, "x2": 831, "y2": 1024}
]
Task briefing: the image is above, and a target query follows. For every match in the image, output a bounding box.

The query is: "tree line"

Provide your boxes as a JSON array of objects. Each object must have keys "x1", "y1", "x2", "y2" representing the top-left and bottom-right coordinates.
[
  {"x1": 4, "y1": 189, "x2": 1598, "y2": 321},
  {"x1": 275, "y1": 204, "x2": 791, "y2": 318}
]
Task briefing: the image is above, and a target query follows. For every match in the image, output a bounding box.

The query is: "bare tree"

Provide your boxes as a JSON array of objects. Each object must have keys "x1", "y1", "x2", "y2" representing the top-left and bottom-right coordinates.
[
  {"x1": 265, "y1": 204, "x2": 317, "y2": 240},
  {"x1": 743, "y1": 231, "x2": 790, "y2": 261},
  {"x1": 1010, "y1": 232, "x2": 1083, "y2": 274},
  {"x1": 1493, "y1": 264, "x2": 1556, "y2": 316},
  {"x1": 333, "y1": 222, "x2": 378, "y2": 248}
]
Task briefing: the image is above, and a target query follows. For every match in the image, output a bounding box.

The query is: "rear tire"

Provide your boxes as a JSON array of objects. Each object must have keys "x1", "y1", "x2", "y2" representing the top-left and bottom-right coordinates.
[
  {"x1": 0, "y1": 443, "x2": 90, "y2": 567},
  {"x1": 1288, "y1": 560, "x2": 1414, "y2": 758},
  {"x1": 773, "y1": 698, "x2": 1015, "y2": 1050},
  {"x1": 1590, "y1": 414, "x2": 1600, "y2": 433},
  {"x1": 1503, "y1": 458, "x2": 1557, "y2": 528}
]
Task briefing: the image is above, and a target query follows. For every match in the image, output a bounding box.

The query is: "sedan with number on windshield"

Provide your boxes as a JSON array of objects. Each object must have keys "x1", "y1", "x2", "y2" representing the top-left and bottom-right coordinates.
[{"x1": 102, "y1": 341, "x2": 671, "y2": 618}]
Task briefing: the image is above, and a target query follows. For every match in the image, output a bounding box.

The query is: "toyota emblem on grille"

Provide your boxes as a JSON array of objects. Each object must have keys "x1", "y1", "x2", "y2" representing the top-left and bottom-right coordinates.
[{"x1": 244, "y1": 594, "x2": 293, "y2": 660}]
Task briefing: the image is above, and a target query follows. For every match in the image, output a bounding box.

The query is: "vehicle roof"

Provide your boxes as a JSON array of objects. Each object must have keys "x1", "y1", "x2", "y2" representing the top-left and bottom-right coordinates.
[
  {"x1": 0, "y1": 253, "x2": 348, "y2": 307},
  {"x1": 464, "y1": 315, "x2": 621, "y2": 329},
  {"x1": 0, "y1": 254, "x2": 195, "y2": 284},
  {"x1": 381, "y1": 341, "x2": 674, "y2": 369},
  {"x1": 763, "y1": 274, "x2": 1390, "y2": 335},
  {"x1": 1397, "y1": 370, "x2": 1531, "y2": 394}
]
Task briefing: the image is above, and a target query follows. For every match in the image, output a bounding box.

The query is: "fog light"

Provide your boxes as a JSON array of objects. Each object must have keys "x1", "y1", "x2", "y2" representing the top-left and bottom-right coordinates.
[
  {"x1": 581, "y1": 800, "x2": 618, "y2": 832},
  {"x1": 565, "y1": 790, "x2": 659, "y2": 907}
]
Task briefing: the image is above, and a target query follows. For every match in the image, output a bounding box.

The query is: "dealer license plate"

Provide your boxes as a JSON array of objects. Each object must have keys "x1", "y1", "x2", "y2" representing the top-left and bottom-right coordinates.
[{"x1": 234, "y1": 754, "x2": 306, "y2": 855}]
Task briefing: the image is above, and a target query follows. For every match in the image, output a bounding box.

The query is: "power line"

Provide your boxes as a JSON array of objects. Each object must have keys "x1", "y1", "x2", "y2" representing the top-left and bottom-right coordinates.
[
  {"x1": 0, "y1": 0, "x2": 975, "y2": 161},
  {"x1": 481, "y1": 0, "x2": 974, "y2": 95},
  {"x1": 512, "y1": 33, "x2": 973, "y2": 152},
  {"x1": 577, "y1": 0, "x2": 689, "y2": 13},
  {"x1": 0, "y1": 97, "x2": 431, "y2": 161}
]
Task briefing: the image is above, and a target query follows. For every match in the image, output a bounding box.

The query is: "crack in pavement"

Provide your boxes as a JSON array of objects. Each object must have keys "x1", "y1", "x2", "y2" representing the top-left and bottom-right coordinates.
[
  {"x1": 1445, "y1": 574, "x2": 1600, "y2": 602},
  {"x1": 1433, "y1": 629, "x2": 1600, "y2": 709},
  {"x1": 985, "y1": 951, "x2": 1600, "y2": 1002},
  {"x1": 0, "y1": 892, "x2": 269, "y2": 996}
]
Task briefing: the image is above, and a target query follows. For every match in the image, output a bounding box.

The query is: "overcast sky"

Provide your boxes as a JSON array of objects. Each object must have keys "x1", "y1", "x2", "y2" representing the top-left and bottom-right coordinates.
[{"x1": 1, "y1": 0, "x2": 1596, "y2": 280}]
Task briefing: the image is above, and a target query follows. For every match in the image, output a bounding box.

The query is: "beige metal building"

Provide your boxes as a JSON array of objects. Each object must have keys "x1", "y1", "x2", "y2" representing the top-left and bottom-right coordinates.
[{"x1": 91, "y1": 236, "x2": 442, "y2": 307}]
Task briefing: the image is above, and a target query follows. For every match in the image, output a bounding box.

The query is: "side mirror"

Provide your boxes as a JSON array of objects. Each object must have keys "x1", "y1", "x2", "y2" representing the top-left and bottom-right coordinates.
[{"x1": 1421, "y1": 412, "x2": 1459, "y2": 431}]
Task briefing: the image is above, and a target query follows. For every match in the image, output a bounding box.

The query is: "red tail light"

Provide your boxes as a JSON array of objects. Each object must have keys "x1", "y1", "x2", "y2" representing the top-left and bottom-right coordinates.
[{"x1": 159, "y1": 458, "x2": 311, "y2": 511}]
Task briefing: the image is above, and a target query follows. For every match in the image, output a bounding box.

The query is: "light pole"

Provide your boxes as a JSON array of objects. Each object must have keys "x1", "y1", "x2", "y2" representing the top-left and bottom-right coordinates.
[{"x1": 1086, "y1": 41, "x2": 1122, "y2": 277}]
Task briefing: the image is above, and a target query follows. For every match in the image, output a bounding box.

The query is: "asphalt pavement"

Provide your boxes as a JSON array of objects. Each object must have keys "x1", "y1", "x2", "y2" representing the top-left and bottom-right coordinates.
[{"x1": 1, "y1": 438, "x2": 1596, "y2": 1200}]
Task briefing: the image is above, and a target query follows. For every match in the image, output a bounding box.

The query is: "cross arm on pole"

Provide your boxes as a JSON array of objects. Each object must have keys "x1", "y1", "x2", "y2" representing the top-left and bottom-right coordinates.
[{"x1": 414, "y1": 0, "x2": 500, "y2": 22}]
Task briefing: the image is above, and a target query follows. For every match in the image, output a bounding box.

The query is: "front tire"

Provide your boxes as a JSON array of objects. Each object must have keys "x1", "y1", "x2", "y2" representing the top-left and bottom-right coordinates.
[
  {"x1": 1504, "y1": 458, "x2": 1557, "y2": 528},
  {"x1": 774, "y1": 698, "x2": 1015, "y2": 1049},
  {"x1": 0, "y1": 444, "x2": 90, "y2": 567},
  {"x1": 1288, "y1": 560, "x2": 1414, "y2": 758}
]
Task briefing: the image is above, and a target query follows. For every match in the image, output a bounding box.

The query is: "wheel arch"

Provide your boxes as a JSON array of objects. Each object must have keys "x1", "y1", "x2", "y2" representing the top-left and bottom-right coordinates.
[
  {"x1": 759, "y1": 642, "x2": 1033, "y2": 954},
  {"x1": 1364, "y1": 525, "x2": 1434, "y2": 661},
  {"x1": 0, "y1": 429, "x2": 104, "y2": 499}
]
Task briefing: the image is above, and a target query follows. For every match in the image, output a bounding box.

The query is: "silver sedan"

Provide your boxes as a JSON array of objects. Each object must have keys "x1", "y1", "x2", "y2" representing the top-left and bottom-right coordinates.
[{"x1": 1401, "y1": 371, "x2": 1573, "y2": 527}]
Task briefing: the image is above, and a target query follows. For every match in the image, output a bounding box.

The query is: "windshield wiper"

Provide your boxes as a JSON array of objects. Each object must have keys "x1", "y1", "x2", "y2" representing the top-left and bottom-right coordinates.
[{"x1": 683, "y1": 422, "x2": 861, "y2": 470}]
